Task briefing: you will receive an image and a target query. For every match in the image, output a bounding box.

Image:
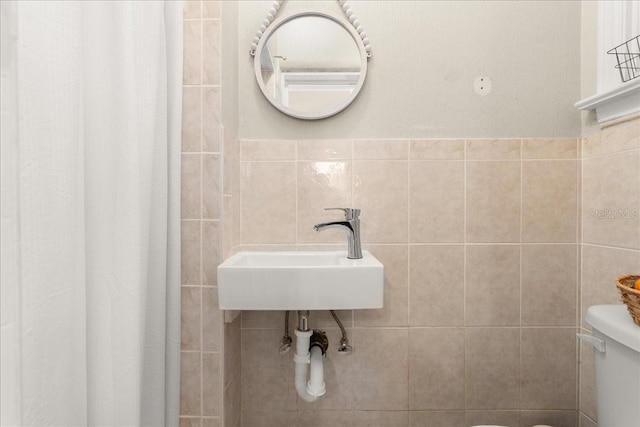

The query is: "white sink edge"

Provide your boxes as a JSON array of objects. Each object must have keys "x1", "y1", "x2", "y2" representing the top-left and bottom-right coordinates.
[{"x1": 217, "y1": 250, "x2": 385, "y2": 311}]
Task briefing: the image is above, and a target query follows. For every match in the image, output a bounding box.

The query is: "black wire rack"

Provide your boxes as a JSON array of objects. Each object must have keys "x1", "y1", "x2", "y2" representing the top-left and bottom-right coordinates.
[{"x1": 607, "y1": 35, "x2": 640, "y2": 83}]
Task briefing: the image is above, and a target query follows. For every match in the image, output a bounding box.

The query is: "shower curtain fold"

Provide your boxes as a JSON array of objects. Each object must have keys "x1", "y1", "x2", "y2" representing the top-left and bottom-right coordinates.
[{"x1": 0, "y1": 1, "x2": 182, "y2": 425}]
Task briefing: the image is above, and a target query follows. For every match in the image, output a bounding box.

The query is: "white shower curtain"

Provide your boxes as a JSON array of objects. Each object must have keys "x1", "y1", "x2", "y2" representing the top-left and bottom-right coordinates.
[{"x1": 1, "y1": 1, "x2": 182, "y2": 425}]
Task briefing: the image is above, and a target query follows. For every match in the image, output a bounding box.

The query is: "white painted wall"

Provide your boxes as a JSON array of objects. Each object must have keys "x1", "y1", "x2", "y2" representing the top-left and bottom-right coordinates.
[
  {"x1": 222, "y1": 0, "x2": 239, "y2": 136},
  {"x1": 236, "y1": 0, "x2": 582, "y2": 139},
  {"x1": 580, "y1": 0, "x2": 600, "y2": 135}
]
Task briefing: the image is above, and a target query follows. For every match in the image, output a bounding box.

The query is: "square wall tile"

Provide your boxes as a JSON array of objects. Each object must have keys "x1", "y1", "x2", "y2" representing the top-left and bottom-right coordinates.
[
  {"x1": 202, "y1": 154, "x2": 220, "y2": 220},
  {"x1": 408, "y1": 328, "x2": 464, "y2": 410},
  {"x1": 410, "y1": 161, "x2": 464, "y2": 243},
  {"x1": 241, "y1": 329, "x2": 297, "y2": 411},
  {"x1": 465, "y1": 245, "x2": 520, "y2": 326},
  {"x1": 580, "y1": 245, "x2": 639, "y2": 327},
  {"x1": 181, "y1": 351, "x2": 202, "y2": 415},
  {"x1": 181, "y1": 220, "x2": 201, "y2": 286},
  {"x1": 466, "y1": 161, "x2": 521, "y2": 243},
  {"x1": 354, "y1": 411, "x2": 409, "y2": 427},
  {"x1": 241, "y1": 140, "x2": 296, "y2": 161},
  {"x1": 583, "y1": 119, "x2": 640, "y2": 158},
  {"x1": 520, "y1": 410, "x2": 577, "y2": 427},
  {"x1": 241, "y1": 410, "x2": 297, "y2": 427},
  {"x1": 522, "y1": 138, "x2": 577, "y2": 159},
  {"x1": 182, "y1": 87, "x2": 201, "y2": 152},
  {"x1": 354, "y1": 161, "x2": 408, "y2": 243},
  {"x1": 409, "y1": 245, "x2": 464, "y2": 327},
  {"x1": 183, "y1": 1, "x2": 201, "y2": 19},
  {"x1": 466, "y1": 328, "x2": 520, "y2": 409},
  {"x1": 522, "y1": 244, "x2": 577, "y2": 326},
  {"x1": 241, "y1": 162, "x2": 296, "y2": 244},
  {"x1": 183, "y1": 20, "x2": 201, "y2": 85},
  {"x1": 410, "y1": 139, "x2": 465, "y2": 160},
  {"x1": 179, "y1": 417, "x2": 201, "y2": 427},
  {"x1": 181, "y1": 287, "x2": 201, "y2": 351},
  {"x1": 305, "y1": 309, "x2": 353, "y2": 330},
  {"x1": 202, "y1": 87, "x2": 220, "y2": 152},
  {"x1": 579, "y1": 338, "x2": 597, "y2": 421},
  {"x1": 298, "y1": 139, "x2": 351, "y2": 160},
  {"x1": 521, "y1": 328, "x2": 577, "y2": 410},
  {"x1": 202, "y1": 286, "x2": 220, "y2": 351},
  {"x1": 522, "y1": 160, "x2": 578, "y2": 243},
  {"x1": 203, "y1": 352, "x2": 221, "y2": 416},
  {"x1": 466, "y1": 139, "x2": 521, "y2": 160},
  {"x1": 353, "y1": 139, "x2": 408, "y2": 160},
  {"x1": 202, "y1": 417, "x2": 221, "y2": 427},
  {"x1": 203, "y1": 1, "x2": 220, "y2": 19},
  {"x1": 182, "y1": 154, "x2": 201, "y2": 219},
  {"x1": 582, "y1": 150, "x2": 640, "y2": 249},
  {"x1": 202, "y1": 220, "x2": 220, "y2": 286},
  {"x1": 202, "y1": 20, "x2": 220, "y2": 85},
  {"x1": 240, "y1": 310, "x2": 284, "y2": 330},
  {"x1": 297, "y1": 411, "x2": 354, "y2": 427},
  {"x1": 409, "y1": 411, "x2": 464, "y2": 427},
  {"x1": 465, "y1": 410, "x2": 520, "y2": 427},
  {"x1": 297, "y1": 161, "x2": 352, "y2": 244},
  {"x1": 352, "y1": 329, "x2": 408, "y2": 410},
  {"x1": 355, "y1": 245, "x2": 408, "y2": 327},
  {"x1": 600, "y1": 119, "x2": 640, "y2": 153}
]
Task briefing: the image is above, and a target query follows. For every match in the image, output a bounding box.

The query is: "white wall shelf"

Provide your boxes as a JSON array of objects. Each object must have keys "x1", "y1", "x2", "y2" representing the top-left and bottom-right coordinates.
[{"x1": 575, "y1": 78, "x2": 640, "y2": 124}]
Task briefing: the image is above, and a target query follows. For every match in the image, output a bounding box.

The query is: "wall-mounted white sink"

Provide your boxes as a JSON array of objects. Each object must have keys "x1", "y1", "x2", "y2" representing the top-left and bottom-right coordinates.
[{"x1": 217, "y1": 250, "x2": 384, "y2": 310}]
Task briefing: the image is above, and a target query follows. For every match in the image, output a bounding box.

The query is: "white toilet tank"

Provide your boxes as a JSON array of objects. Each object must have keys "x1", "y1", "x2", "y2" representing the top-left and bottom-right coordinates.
[{"x1": 585, "y1": 305, "x2": 640, "y2": 427}]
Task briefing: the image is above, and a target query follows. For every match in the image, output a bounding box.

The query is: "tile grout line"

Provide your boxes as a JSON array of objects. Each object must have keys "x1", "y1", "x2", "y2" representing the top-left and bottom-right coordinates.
[
  {"x1": 578, "y1": 136, "x2": 585, "y2": 418},
  {"x1": 463, "y1": 139, "x2": 468, "y2": 410},
  {"x1": 407, "y1": 142, "x2": 411, "y2": 328},
  {"x1": 199, "y1": 7, "x2": 204, "y2": 419},
  {"x1": 519, "y1": 138, "x2": 524, "y2": 411}
]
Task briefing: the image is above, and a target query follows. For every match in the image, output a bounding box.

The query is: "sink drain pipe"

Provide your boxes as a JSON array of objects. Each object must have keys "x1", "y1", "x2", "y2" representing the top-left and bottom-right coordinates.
[{"x1": 294, "y1": 311, "x2": 327, "y2": 402}]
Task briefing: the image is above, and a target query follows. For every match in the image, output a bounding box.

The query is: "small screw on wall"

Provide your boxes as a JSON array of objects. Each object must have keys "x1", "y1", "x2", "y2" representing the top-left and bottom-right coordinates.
[{"x1": 474, "y1": 76, "x2": 492, "y2": 96}]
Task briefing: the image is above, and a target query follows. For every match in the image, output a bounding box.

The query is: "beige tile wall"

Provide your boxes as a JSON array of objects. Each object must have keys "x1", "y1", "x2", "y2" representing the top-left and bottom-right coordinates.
[
  {"x1": 179, "y1": 5, "x2": 637, "y2": 424},
  {"x1": 578, "y1": 119, "x2": 640, "y2": 426},
  {"x1": 222, "y1": 109, "x2": 242, "y2": 427},
  {"x1": 237, "y1": 138, "x2": 581, "y2": 427},
  {"x1": 180, "y1": 2, "x2": 225, "y2": 426}
]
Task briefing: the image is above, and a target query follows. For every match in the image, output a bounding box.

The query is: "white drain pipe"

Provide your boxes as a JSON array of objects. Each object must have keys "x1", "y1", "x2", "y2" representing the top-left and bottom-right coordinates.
[{"x1": 293, "y1": 329, "x2": 326, "y2": 402}]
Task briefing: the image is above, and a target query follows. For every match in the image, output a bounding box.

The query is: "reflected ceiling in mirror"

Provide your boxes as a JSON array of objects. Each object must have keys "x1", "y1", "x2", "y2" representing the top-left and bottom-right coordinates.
[{"x1": 254, "y1": 13, "x2": 368, "y2": 120}]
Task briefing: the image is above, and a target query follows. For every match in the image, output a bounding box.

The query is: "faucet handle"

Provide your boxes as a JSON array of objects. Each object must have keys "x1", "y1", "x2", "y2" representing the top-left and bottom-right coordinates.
[{"x1": 324, "y1": 207, "x2": 361, "y2": 220}]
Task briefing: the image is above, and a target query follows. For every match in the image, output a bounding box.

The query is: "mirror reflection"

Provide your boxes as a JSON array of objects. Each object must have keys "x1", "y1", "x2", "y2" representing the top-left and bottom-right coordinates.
[{"x1": 257, "y1": 15, "x2": 364, "y2": 118}]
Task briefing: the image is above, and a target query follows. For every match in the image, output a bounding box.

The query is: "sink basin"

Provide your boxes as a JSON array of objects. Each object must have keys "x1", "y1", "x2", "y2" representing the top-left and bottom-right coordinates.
[{"x1": 217, "y1": 250, "x2": 384, "y2": 310}]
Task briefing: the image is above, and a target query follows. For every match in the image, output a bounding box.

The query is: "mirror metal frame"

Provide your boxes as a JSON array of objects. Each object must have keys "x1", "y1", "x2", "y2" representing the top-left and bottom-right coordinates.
[{"x1": 253, "y1": 12, "x2": 368, "y2": 121}]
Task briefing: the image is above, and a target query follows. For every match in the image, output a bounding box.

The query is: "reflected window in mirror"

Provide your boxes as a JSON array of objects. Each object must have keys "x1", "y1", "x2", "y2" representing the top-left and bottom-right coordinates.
[{"x1": 254, "y1": 13, "x2": 368, "y2": 120}]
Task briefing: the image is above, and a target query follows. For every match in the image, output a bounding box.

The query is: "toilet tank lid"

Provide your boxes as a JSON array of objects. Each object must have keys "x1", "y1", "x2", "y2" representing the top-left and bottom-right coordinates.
[{"x1": 585, "y1": 305, "x2": 640, "y2": 353}]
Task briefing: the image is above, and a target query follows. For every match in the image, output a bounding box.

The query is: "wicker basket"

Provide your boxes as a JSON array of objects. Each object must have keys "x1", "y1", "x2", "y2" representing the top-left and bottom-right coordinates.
[{"x1": 616, "y1": 274, "x2": 640, "y2": 326}]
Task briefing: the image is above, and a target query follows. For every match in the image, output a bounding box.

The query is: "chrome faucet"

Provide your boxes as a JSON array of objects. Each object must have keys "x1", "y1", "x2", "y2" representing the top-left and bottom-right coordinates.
[{"x1": 314, "y1": 208, "x2": 362, "y2": 259}]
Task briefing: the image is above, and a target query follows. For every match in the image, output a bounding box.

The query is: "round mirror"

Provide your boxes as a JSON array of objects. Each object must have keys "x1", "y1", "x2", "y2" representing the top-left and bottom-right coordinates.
[{"x1": 254, "y1": 12, "x2": 368, "y2": 120}]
